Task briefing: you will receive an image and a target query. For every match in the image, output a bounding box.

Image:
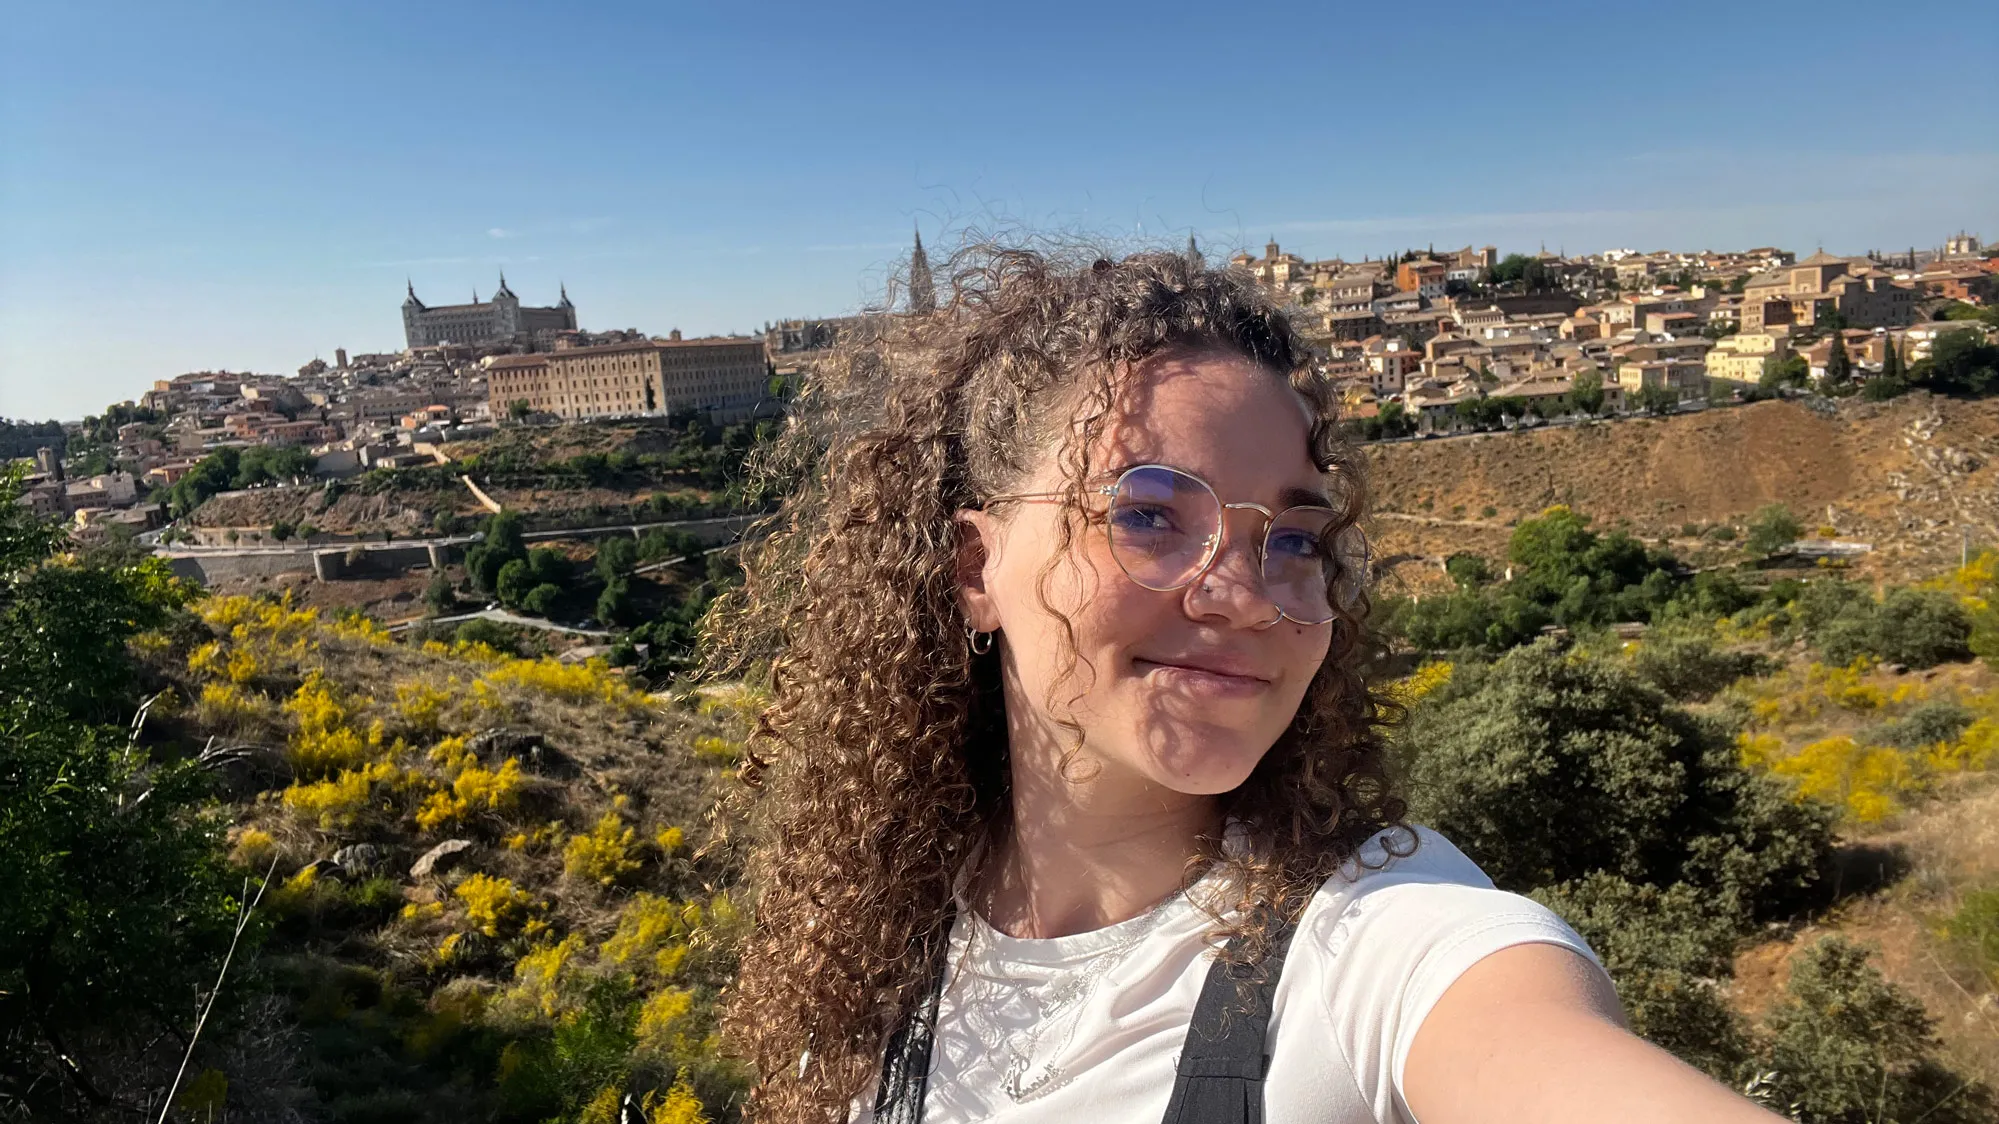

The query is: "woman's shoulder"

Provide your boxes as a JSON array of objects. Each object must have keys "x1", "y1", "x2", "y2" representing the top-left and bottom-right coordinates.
[
  {"x1": 1318, "y1": 823, "x2": 1495, "y2": 898},
  {"x1": 1289, "y1": 823, "x2": 1594, "y2": 969}
]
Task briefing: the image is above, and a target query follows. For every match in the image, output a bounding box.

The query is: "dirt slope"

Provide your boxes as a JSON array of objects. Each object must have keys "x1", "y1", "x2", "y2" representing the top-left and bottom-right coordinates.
[{"x1": 1362, "y1": 393, "x2": 1999, "y2": 590}]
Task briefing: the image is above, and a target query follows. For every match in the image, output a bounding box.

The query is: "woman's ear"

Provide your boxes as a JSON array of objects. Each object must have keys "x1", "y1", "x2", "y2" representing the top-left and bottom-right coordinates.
[{"x1": 953, "y1": 509, "x2": 1001, "y2": 632}]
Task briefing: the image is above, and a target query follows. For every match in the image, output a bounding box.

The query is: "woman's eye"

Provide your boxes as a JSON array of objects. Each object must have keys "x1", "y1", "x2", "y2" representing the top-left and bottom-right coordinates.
[
  {"x1": 1110, "y1": 504, "x2": 1178, "y2": 533},
  {"x1": 1269, "y1": 529, "x2": 1325, "y2": 558}
]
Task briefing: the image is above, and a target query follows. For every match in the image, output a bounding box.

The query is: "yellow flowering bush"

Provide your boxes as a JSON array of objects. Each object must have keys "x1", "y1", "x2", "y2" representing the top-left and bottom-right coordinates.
[
  {"x1": 638, "y1": 1078, "x2": 710, "y2": 1124},
  {"x1": 201, "y1": 592, "x2": 320, "y2": 658},
  {"x1": 564, "y1": 811, "x2": 642, "y2": 886},
  {"x1": 602, "y1": 893, "x2": 698, "y2": 978},
  {"x1": 401, "y1": 900, "x2": 445, "y2": 923},
  {"x1": 328, "y1": 612, "x2": 394, "y2": 645},
  {"x1": 1386, "y1": 660, "x2": 1454, "y2": 708},
  {"x1": 196, "y1": 682, "x2": 266, "y2": 728},
  {"x1": 285, "y1": 670, "x2": 392, "y2": 777},
  {"x1": 509, "y1": 934, "x2": 585, "y2": 1018},
  {"x1": 282, "y1": 761, "x2": 404, "y2": 830},
  {"x1": 633, "y1": 987, "x2": 697, "y2": 1055},
  {"x1": 1768, "y1": 736, "x2": 1915, "y2": 823},
  {"x1": 694, "y1": 681, "x2": 765, "y2": 721},
  {"x1": 454, "y1": 873, "x2": 531, "y2": 937},
  {"x1": 230, "y1": 826, "x2": 277, "y2": 869},
  {"x1": 483, "y1": 655, "x2": 647, "y2": 710},
  {"x1": 396, "y1": 681, "x2": 453, "y2": 738},
  {"x1": 1923, "y1": 717, "x2": 1999, "y2": 773},
  {"x1": 690, "y1": 736, "x2": 739, "y2": 762},
  {"x1": 415, "y1": 758, "x2": 525, "y2": 833},
  {"x1": 421, "y1": 637, "x2": 510, "y2": 664}
]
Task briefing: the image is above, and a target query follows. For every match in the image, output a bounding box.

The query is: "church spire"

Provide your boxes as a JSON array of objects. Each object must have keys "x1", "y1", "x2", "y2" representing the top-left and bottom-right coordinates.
[
  {"x1": 1185, "y1": 233, "x2": 1204, "y2": 271},
  {"x1": 907, "y1": 225, "x2": 937, "y2": 314}
]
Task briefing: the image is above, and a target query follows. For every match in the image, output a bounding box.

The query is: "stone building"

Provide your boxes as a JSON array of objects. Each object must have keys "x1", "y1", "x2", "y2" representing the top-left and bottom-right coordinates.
[
  {"x1": 402, "y1": 273, "x2": 578, "y2": 349},
  {"x1": 1738, "y1": 251, "x2": 1916, "y2": 331},
  {"x1": 486, "y1": 332, "x2": 771, "y2": 423}
]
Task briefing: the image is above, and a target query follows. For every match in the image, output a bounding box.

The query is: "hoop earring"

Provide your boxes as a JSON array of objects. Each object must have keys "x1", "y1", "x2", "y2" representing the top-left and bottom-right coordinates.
[{"x1": 966, "y1": 623, "x2": 995, "y2": 655}]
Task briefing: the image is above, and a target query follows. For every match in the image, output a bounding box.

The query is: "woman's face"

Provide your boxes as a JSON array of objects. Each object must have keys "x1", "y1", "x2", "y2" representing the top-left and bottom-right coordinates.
[{"x1": 958, "y1": 350, "x2": 1334, "y2": 800}]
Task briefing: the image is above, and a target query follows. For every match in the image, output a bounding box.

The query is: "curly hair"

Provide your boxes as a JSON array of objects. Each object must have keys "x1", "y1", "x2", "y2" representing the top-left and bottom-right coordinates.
[{"x1": 702, "y1": 242, "x2": 1407, "y2": 1122}]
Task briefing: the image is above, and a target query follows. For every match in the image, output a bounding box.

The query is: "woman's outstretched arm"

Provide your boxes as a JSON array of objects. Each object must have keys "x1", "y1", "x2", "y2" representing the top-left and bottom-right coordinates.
[{"x1": 1402, "y1": 942, "x2": 1784, "y2": 1124}]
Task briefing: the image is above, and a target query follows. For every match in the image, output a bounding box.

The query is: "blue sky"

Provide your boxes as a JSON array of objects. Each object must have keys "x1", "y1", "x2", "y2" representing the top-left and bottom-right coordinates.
[{"x1": 3, "y1": 0, "x2": 1994, "y2": 421}]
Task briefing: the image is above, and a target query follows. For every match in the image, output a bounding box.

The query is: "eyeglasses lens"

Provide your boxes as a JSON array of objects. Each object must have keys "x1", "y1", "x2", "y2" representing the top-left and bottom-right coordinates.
[
  {"x1": 1265, "y1": 508, "x2": 1340, "y2": 624},
  {"x1": 1106, "y1": 466, "x2": 1217, "y2": 590}
]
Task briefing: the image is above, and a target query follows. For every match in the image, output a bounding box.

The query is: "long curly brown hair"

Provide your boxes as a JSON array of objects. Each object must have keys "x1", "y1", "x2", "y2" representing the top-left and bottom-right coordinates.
[{"x1": 702, "y1": 242, "x2": 1407, "y2": 1122}]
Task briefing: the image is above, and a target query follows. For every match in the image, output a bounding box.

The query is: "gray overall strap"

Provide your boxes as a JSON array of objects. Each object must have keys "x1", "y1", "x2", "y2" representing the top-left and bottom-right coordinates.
[
  {"x1": 1159, "y1": 919, "x2": 1299, "y2": 1124},
  {"x1": 873, "y1": 904, "x2": 956, "y2": 1124}
]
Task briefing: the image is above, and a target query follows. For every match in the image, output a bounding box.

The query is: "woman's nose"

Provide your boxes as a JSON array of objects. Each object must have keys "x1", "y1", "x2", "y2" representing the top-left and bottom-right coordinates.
[{"x1": 1182, "y1": 508, "x2": 1278, "y2": 624}]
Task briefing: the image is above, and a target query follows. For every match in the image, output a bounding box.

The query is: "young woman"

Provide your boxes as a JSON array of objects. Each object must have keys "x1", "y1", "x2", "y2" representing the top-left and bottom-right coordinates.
[{"x1": 708, "y1": 247, "x2": 1782, "y2": 1123}]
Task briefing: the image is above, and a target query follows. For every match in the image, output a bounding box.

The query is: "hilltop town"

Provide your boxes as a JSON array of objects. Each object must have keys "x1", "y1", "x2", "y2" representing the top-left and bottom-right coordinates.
[{"x1": 6, "y1": 229, "x2": 1996, "y2": 550}]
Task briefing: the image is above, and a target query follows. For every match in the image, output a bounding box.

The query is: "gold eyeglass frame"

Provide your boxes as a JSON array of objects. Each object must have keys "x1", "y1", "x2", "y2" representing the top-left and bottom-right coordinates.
[{"x1": 986, "y1": 462, "x2": 1365, "y2": 626}]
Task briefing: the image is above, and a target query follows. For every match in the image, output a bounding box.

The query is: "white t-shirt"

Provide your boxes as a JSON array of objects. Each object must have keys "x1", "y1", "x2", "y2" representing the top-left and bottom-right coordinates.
[{"x1": 904, "y1": 825, "x2": 1607, "y2": 1124}]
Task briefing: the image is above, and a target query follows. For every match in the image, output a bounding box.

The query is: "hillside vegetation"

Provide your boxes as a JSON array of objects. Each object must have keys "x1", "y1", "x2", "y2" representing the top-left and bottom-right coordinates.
[
  {"x1": 1364, "y1": 393, "x2": 1999, "y2": 591},
  {"x1": 185, "y1": 415, "x2": 774, "y2": 538}
]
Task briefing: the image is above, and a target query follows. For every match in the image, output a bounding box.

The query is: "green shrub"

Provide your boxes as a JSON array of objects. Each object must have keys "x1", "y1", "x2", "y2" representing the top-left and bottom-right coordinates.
[
  {"x1": 455, "y1": 617, "x2": 525, "y2": 655},
  {"x1": 597, "y1": 576, "x2": 638, "y2": 628},
  {"x1": 1867, "y1": 700, "x2": 1975, "y2": 749},
  {"x1": 1443, "y1": 552, "x2": 1492, "y2": 588},
  {"x1": 523, "y1": 583, "x2": 564, "y2": 617},
  {"x1": 1746, "y1": 504, "x2": 1802, "y2": 556},
  {"x1": 1399, "y1": 641, "x2": 1833, "y2": 919},
  {"x1": 1531, "y1": 875, "x2": 1748, "y2": 1079},
  {"x1": 497, "y1": 558, "x2": 534, "y2": 607},
  {"x1": 1756, "y1": 936, "x2": 1993, "y2": 1123},
  {"x1": 1627, "y1": 631, "x2": 1769, "y2": 701},
  {"x1": 1941, "y1": 888, "x2": 1999, "y2": 989},
  {"x1": 595, "y1": 536, "x2": 639, "y2": 581},
  {"x1": 1815, "y1": 588, "x2": 1971, "y2": 669},
  {"x1": 424, "y1": 569, "x2": 458, "y2": 616}
]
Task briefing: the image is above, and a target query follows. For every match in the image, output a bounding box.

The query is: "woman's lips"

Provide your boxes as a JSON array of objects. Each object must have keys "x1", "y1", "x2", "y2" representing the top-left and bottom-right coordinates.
[{"x1": 1134, "y1": 658, "x2": 1271, "y2": 697}]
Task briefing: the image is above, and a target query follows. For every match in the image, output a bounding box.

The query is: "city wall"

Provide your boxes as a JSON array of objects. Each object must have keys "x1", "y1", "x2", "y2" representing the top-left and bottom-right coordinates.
[{"x1": 161, "y1": 514, "x2": 758, "y2": 587}]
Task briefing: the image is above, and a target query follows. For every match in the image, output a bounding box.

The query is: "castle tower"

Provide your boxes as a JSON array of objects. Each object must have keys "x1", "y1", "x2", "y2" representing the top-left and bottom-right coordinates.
[
  {"x1": 492, "y1": 270, "x2": 521, "y2": 336},
  {"x1": 558, "y1": 283, "x2": 577, "y2": 330},
  {"x1": 908, "y1": 227, "x2": 937, "y2": 314},
  {"x1": 402, "y1": 281, "x2": 428, "y2": 349}
]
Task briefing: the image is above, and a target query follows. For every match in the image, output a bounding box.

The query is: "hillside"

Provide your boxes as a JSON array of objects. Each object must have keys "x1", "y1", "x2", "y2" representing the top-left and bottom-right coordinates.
[
  {"x1": 184, "y1": 418, "x2": 762, "y2": 539},
  {"x1": 1362, "y1": 393, "x2": 1999, "y2": 592},
  {"x1": 138, "y1": 596, "x2": 753, "y2": 1121}
]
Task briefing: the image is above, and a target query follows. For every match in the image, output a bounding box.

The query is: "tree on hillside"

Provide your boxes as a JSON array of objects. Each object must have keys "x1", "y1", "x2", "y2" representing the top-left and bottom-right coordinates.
[
  {"x1": 1760, "y1": 353, "x2": 1809, "y2": 392},
  {"x1": 1745, "y1": 503, "x2": 1803, "y2": 556},
  {"x1": 1910, "y1": 328, "x2": 1999, "y2": 396},
  {"x1": 1866, "y1": 338, "x2": 1910, "y2": 400},
  {"x1": 466, "y1": 509, "x2": 527, "y2": 595},
  {"x1": 0, "y1": 464, "x2": 242, "y2": 1118},
  {"x1": 1637, "y1": 385, "x2": 1680, "y2": 416},
  {"x1": 1571, "y1": 370, "x2": 1606, "y2": 416},
  {"x1": 1821, "y1": 332, "x2": 1852, "y2": 391}
]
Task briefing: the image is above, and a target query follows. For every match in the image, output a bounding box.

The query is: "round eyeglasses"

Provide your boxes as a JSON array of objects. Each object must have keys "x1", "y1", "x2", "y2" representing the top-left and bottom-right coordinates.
[{"x1": 988, "y1": 463, "x2": 1369, "y2": 625}]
